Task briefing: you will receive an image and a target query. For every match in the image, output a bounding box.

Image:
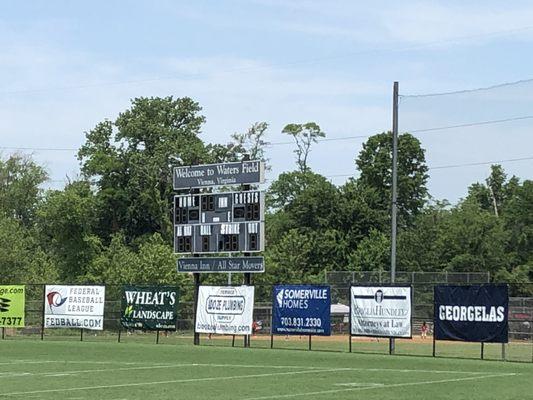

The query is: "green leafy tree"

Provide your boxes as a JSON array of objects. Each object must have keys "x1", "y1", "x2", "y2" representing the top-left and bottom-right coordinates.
[
  {"x1": 282, "y1": 122, "x2": 325, "y2": 172},
  {"x1": 36, "y1": 181, "x2": 100, "y2": 281},
  {"x1": 355, "y1": 132, "x2": 429, "y2": 224},
  {"x1": 0, "y1": 154, "x2": 48, "y2": 226},
  {"x1": 78, "y1": 97, "x2": 207, "y2": 242}
]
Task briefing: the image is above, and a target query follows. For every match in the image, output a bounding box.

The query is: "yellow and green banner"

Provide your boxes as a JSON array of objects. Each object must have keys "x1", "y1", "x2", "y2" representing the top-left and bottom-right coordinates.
[{"x1": 0, "y1": 285, "x2": 25, "y2": 328}]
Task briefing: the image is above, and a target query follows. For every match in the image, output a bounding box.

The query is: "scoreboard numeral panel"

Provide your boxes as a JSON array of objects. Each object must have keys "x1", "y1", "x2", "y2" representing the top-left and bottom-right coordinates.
[{"x1": 174, "y1": 191, "x2": 264, "y2": 254}]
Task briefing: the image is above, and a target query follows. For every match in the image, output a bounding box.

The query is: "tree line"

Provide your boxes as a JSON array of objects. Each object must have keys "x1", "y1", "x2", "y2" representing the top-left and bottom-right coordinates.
[{"x1": 1, "y1": 97, "x2": 532, "y2": 296}]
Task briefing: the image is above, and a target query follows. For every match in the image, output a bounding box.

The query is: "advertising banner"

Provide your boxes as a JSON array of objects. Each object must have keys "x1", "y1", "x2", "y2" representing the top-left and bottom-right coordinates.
[
  {"x1": 350, "y1": 286, "x2": 412, "y2": 338},
  {"x1": 0, "y1": 285, "x2": 25, "y2": 328},
  {"x1": 44, "y1": 285, "x2": 105, "y2": 330},
  {"x1": 121, "y1": 285, "x2": 178, "y2": 330},
  {"x1": 434, "y1": 284, "x2": 508, "y2": 343},
  {"x1": 195, "y1": 286, "x2": 254, "y2": 335},
  {"x1": 272, "y1": 285, "x2": 330, "y2": 335}
]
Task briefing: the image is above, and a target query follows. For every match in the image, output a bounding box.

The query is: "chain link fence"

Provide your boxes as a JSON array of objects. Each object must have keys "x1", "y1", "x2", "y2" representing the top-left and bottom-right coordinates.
[{"x1": 2, "y1": 276, "x2": 532, "y2": 363}]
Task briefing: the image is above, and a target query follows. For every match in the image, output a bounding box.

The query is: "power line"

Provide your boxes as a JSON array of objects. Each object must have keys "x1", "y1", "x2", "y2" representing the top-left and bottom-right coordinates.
[
  {"x1": 410, "y1": 115, "x2": 533, "y2": 133},
  {"x1": 2, "y1": 26, "x2": 533, "y2": 97},
  {"x1": 401, "y1": 77, "x2": 533, "y2": 98},
  {"x1": 3, "y1": 111, "x2": 533, "y2": 153},
  {"x1": 428, "y1": 156, "x2": 533, "y2": 170},
  {"x1": 278, "y1": 155, "x2": 533, "y2": 181},
  {"x1": 0, "y1": 146, "x2": 78, "y2": 152}
]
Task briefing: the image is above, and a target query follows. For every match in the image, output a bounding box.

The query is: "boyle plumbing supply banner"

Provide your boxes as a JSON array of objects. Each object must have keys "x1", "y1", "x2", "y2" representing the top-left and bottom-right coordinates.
[
  {"x1": 350, "y1": 286, "x2": 412, "y2": 338},
  {"x1": 195, "y1": 286, "x2": 254, "y2": 335},
  {"x1": 44, "y1": 285, "x2": 105, "y2": 330},
  {"x1": 121, "y1": 285, "x2": 178, "y2": 330},
  {"x1": 272, "y1": 285, "x2": 331, "y2": 335},
  {"x1": 434, "y1": 284, "x2": 508, "y2": 343},
  {"x1": 0, "y1": 285, "x2": 25, "y2": 328}
]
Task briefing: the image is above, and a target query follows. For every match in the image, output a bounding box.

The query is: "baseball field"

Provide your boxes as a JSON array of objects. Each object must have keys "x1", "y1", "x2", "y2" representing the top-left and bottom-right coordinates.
[{"x1": 0, "y1": 339, "x2": 531, "y2": 399}]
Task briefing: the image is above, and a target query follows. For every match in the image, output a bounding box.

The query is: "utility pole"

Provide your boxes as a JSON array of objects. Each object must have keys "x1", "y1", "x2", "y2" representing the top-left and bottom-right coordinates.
[{"x1": 390, "y1": 81, "x2": 399, "y2": 355}]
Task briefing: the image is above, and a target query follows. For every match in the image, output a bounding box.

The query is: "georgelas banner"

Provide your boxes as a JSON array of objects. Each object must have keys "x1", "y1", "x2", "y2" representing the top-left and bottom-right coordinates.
[{"x1": 434, "y1": 284, "x2": 508, "y2": 343}]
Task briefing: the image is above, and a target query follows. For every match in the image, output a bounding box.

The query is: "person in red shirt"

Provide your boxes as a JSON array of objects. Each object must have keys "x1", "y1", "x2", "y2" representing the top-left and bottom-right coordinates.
[{"x1": 421, "y1": 321, "x2": 429, "y2": 339}]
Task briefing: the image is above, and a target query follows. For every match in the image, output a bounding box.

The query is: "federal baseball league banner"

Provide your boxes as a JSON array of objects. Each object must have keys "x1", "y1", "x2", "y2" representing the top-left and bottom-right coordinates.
[
  {"x1": 195, "y1": 286, "x2": 254, "y2": 335},
  {"x1": 0, "y1": 285, "x2": 25, "y2": 328},
  {"x1": 121, "y1": 285, "x2": 178, "y2": 330},
  {"x1": 434, "y1": 284, "x2": 508, "y2": 343},
  {"x1": 350, "y1": 286, "x2": 412, "y2": 338},
  {"x1": 272, "y1": 285, "x2": 331, "y2": 336},
  {"x1": 44, "y1": 285, "x2": 105, "y2": 330}
]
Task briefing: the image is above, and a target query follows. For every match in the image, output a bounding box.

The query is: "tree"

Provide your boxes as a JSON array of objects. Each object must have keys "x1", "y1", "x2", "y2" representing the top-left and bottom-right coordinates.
[
  {"x1": 282, "y1": 122, "x2": 325, "y2": 172},
  {"x1": 78, "y1": 97, "x2": 208, "y2": 242},
  {"x1": 36, "y1": 180, "x2": 100, "y2": 281},
  {"x1": 231, "y1": 122, "x2": 270, "y2": 167},
  {"x1": 355, "y1": 132, "x2": 428, "y2": 224},
  {"x1": 0, "y1": 154, "x2": 48, "y2": 226},
  {"x1": 0, "y1": 216, "x2": 57, "y2": 284}
]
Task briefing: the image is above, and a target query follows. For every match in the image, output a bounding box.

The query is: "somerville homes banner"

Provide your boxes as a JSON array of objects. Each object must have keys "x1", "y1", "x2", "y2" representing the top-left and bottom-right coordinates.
[
  {"x1": 350, "y1": 286, "x2": 412, "y2": 338},
  {"x1": 195, "y1": 286, "x2": 254, "y2": 335},
  {"x1": 121, "y1": 285, "x2": 178, "y2": 330},
  {"x1": 44, "y1": 285, "x2": 105, "y2": 330},
  {"x1": 272, "y1": 285, "x2": 331, "y2": 336},
  {"x1": 0, "y1": 285, "x2": 25, "y2": 328},
  {"x1": 434, "y1": 284, "x2": 509, "y2": 343}
]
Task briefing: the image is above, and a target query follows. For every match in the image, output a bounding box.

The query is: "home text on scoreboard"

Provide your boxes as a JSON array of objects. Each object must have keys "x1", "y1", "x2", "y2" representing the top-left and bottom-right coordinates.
[{"x1": 174, "y1": 190, "x2": 265, "y2": 254}]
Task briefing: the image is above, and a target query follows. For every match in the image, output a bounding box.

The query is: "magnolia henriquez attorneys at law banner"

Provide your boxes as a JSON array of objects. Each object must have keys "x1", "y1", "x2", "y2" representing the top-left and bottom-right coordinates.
[
  {"x1": 121, "y1": 285, "x2": 178, "y2": 330},
  {"x1": 44, "y1": 285, "x2": 105, "y2": 330},
  {"x1": 350, "y1": 286, "x2": 412, "y2": 338},
  {"x1": 195, "y1": 286, "x2": 254, "y2": 335},
  {"x1": 434, "y1": 284, "x2": 508, "y2": 343}
]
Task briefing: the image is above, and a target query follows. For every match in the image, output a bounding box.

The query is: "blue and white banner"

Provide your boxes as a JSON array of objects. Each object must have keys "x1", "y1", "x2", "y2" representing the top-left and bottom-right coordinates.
[
  {"x1": 434, "y1": 285, "x2": 508, "y2": 343},
  {"x1": 272, "y1": 285, "x2": 331, "y2": 336}
]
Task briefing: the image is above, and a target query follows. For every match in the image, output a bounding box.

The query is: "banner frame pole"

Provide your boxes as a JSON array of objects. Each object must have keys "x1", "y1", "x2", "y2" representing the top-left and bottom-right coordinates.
[
  {"x1": 481, "y1": 342, "x2": 484, "y2": 360},
  {"x1": 41, "y1": 284, "x2": 45, "y2": 341},
  {"x1": 156, "y1": 330, "x2": 160, "y2": 344},
  {"x1": 1, "y1": 327, "x2": 4, "y2": 340},
  {"x1": 432, "y1": 330, "x2": 436, "y2": 357},
  {"x1": 308, "y1": 334, "x2": 312, "y2": 351},
  {"x1": 80, "y1": 328, "x2": 83, "y2": 342},
  {"x1": 270, "y1": 298, "x2": 274, "y2": 349},
  {"x1": 118, "y1": 327, "x2": 121, "y2": 343}
]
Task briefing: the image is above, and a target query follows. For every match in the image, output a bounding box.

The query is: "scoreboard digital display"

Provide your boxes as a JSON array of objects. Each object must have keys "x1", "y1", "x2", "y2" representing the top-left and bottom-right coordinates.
[{"x1": 174, "y1": 191, "x2": 265, "y2": 254}]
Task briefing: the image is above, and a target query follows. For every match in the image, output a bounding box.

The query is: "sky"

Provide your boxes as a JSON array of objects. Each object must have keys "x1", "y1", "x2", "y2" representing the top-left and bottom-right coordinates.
[{"x1": 1, "y1": 0, "x2": 533, "y2": 202}]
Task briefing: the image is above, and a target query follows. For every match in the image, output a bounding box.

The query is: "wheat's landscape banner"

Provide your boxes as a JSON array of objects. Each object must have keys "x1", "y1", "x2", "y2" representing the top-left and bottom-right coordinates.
[
  {"x1": 434, "y1": 284, "x2": 508, "y2": 343},
  {"x1": 0, "y1": 285, "x2": 25, "y2": 328},
  {"x1": 44, "y1": 285, "x2": 105, "y2": 330},
  {"x1": 272, "y1": 285, "x2": 330, "y2": 335},
  {"x1": 350, "y1": 286, "x2": 412, "y2": 338},
  {"x1": 121, "y1": 285, "x2": 178, "y2": 330},
  {"x1": 195, "y1": 286, "x2": 254, "y2": 335}
]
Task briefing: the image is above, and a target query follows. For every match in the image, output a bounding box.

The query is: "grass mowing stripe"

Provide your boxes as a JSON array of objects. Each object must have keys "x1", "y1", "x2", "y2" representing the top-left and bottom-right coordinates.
[
  {"x1": 0, "y1": 367, "x2": 350, "y2": 397},
  {"x1": 241, "y1": 373, "x2": 520, "y2": 400}
]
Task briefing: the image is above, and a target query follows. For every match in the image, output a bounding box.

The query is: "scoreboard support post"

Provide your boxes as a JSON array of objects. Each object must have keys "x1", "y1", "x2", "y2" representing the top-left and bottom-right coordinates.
[
  {"x1": 193, "y1": 272, "x2": 201, "y2": 346},
  {"x1": 244, "y1": 271, "x2": 251, "y2": 348}
]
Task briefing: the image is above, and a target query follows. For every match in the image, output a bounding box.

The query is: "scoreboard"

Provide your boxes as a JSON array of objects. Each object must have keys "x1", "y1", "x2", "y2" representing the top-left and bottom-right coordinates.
[{"x1": 174, "y1": 191, "x2": 265, "y2": 254}]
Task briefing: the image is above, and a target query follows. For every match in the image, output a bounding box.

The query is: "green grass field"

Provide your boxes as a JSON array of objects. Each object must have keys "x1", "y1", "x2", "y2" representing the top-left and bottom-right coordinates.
[{"x1": 0, "y1": 339, "x2": 531, "y2": 399}]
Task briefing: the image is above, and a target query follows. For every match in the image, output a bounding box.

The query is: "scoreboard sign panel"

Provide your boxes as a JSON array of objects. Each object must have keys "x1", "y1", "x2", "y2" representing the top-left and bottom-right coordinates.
[{"x1": 174, "y1": 191, "x2": 265, "y2": 254}]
